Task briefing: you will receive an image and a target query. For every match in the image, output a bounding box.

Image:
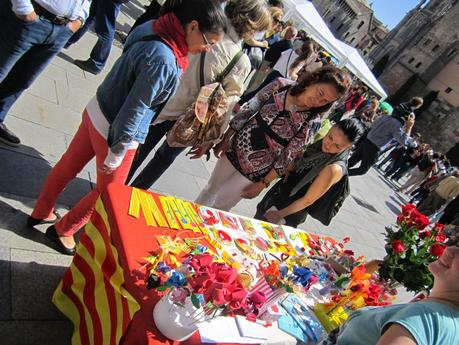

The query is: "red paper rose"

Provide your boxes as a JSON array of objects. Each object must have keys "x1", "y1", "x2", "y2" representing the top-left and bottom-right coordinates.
[
  {"x1": 429, "y1": 243, "x2": 446, "y2": 257},
  {"x1": 435, "y1": 233, "x2": 447, "y2": 242},
  {"x1": 343, "y1": 237, "x2": 351, "y2": 243},
  {"x1": 391, "y1": 240, "x2": 405, "y2": 254},
  {"x1": 343, "y1": 249, "x2": 355, "y2": 256},
  {"x1": 419, "y1": 230, "x2": 431, "y2": 239}
]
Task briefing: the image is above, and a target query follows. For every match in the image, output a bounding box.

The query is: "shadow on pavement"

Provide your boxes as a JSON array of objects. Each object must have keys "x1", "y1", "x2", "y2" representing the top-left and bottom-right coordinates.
[
  {"x1": 0, "y1": 145, "x2": 91, "y2": 207},
  {"x1": 385, "y1": 201, "x2": 402, "y2": 216},
  {"x1": 0, "y1": 259, "x2": 72, "y2": 345}
]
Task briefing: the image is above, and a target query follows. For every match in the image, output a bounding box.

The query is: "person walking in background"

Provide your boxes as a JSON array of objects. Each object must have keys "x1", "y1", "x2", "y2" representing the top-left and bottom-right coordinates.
[
  {"x1": 27, "y1": 0, "x2": 226, "y2": 255},
  {"x1": 127, "y1": 0, "x2": 271, "y2": 189},
  {"x1": 417, "y1": 171, "x2": 459, "y2": 216},
  {"x1": 196, "y1": 66, "x2": 350, "y2": 211},
  {"x1": 65, "y1": 0, "x2": 129, "y2": 75},
  {"x1": 347, "y1": 102, "x2": 416, "y2": 177},
  {"x1": 255, "y1": 118, "x2": 364, "y2": 227},
  {"x1": 0, "y1": 0, "x2": 90, "y2": 146},
  {"x1": 330, "y1": 85, "x2": 367, "y2": 123},
  {"x1": 399, "y1": 148, "x2": 438, "y2": 193},
  {"x1": 236, "y1": 38, "x2": 315, "y2": 108}
]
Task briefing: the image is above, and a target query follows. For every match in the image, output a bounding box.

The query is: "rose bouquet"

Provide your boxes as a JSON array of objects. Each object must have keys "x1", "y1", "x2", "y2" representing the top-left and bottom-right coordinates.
[{"x1": 378, "y1": 204, "x2": 447, "y2": 293}]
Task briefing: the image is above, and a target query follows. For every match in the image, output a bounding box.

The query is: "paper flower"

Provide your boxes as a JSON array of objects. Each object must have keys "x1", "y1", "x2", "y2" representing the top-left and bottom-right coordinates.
[
  {"x1": 170, "y1": 287, "x2": 188, "y2": 305},
  {"x1": 156, "y1": 261, "x2": 171, "y2": 274},
  {"x1": 146, "y1": 274, "x2": 161, "y2": 289},
  {"x1": 167, "y1": 271, "x2": 186, "y2": 287}
]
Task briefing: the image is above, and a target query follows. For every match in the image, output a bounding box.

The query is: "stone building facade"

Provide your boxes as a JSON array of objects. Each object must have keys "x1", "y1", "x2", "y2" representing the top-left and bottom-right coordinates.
[
  {"x1": 311, "y1": 0, "x2": 388, "y2": 57},
  {"x1": 369, "y1": 0, "x2": 459, "y2": 153}
]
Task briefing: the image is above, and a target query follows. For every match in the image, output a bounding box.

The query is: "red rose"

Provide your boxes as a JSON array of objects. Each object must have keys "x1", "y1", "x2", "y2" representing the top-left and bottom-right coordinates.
[
  {"x1": 391, "y1": 240, "x2": 405, "y2": 254},
  {"x1": 396, "y1": 215, "x2": 406, "y2": 225},
  {"x1": 414, "y1": 214, "x2": 430, "y2": 230},
  {"x1": 433, "y1": 223, "x2": 444, "y2": 233},
  {"x1": 343, "y1": 237, "x2": 351, "y2": 243},
  {"x1": 419, "y1": 230, "x2": 431, "y2": 239},
  {"x1": 435, "y1": 233, "x2": 447, "y2": 242},
  {"x1": 429, "y1": 243, "x2": 446, "y2": 257},
  {"x1": 401, "y1": 204, "x2": 416, "y2": 216},
  {"x1": 343, "y1": 249, "x2": 355, "y2": 256}
]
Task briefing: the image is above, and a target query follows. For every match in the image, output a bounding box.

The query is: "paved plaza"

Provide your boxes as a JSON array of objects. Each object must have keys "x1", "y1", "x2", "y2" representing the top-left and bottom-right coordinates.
[{"x1": 0, "y1": 2, "x2": 411, "y2": 344}]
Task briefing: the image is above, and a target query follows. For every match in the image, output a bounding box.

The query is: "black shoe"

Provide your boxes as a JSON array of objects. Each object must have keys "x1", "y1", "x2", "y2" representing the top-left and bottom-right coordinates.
[
  {"x1": 27, "y1": 212, "x2": 61, "y2": 227},
  {"x1": 45, "y1": 225, "x2": 76, "y2": 256},
  {"x1": 0, "y1": 123, "x2": 20, "y2": 146},
  {"x1": 74, "y1": 59, "x2": 101, "y2": 75}
]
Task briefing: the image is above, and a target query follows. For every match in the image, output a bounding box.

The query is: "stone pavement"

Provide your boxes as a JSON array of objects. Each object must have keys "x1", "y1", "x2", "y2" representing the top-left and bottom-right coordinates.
[{"x1": 0, "y1": 2, "x2": 411, "y2": 344}]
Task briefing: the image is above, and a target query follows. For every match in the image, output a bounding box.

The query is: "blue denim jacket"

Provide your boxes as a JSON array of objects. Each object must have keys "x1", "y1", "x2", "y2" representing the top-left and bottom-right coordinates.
[{"x1": 96, "y1": 20, "x2": 181, "y2": 151}]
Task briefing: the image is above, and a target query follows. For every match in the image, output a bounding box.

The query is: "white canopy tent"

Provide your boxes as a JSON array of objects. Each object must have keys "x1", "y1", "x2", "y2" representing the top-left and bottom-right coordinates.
[
  {"x1": 336, "y1": 41, "x2": 388, "y2": 98},
  {"x1": 283, "y1": 0, "x2": 346, "y2": 62},
  {"x1": 282, "y1": 0, "x2": 387, "y2": 98}
]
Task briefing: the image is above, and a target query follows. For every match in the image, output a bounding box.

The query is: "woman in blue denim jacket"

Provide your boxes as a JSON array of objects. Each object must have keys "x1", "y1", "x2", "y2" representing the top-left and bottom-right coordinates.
[{"x1": 28, "y1": 0, "x2": 226, "y2": 255}]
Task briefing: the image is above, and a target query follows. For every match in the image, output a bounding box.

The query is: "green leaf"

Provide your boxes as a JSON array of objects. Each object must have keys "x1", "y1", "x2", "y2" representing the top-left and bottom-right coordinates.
[
  {"x1": 156, "y1": 285, "x2": 170, "y2": 292},
  {"x1": 191, "y1": 293, "x2": 201, "y2": 309}
]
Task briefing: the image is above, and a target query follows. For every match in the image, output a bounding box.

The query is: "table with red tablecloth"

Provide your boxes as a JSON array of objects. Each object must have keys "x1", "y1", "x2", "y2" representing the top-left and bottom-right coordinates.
[{"x1": 53, "y1": 183, "x2": 336, "y2": 345}]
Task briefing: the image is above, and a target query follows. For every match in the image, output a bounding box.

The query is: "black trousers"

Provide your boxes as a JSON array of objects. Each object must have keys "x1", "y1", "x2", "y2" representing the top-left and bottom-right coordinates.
[
  {"x1": 126, "y1": 120, "x2": 182, "y2": 186},
  {"x1": 128, "y1": 1, "x2": 162, "y2": 35},
  {"x1": 348, "y1": 138, "x2": 380, "y2": 176}
]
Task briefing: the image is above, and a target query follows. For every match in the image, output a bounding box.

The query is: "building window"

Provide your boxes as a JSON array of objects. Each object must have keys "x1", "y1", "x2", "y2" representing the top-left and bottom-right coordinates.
[
  {"x1": 432, "y1": 44, "x2": 440, "y2": 52},
  {"x1": 445, "y1": 87, "x2": 453, "y2": 94},
  {"x1": 350, "y1": 37, "x2": 355, "y2": 43},
  {"x1": 423, "y1": 38, "x2": 432, "y2": 46},
  {"x1": 447, "y1": 48, "x2": 457, "y2": 58},
  {"x1": 357, "y1": 21, "x2": 364, "y2": 29},
  {"x1": 408, "y1": 57, "x2": 415, "y2": 63},
  {"x1": 415, "y1": 62, "x2": 422, "y2": 68},
  {"x1": 344, "y1": 32, "x2": 350, "y2": 38},
  {"x1": 363, "y1": 50, "x2": 368, "y2": 56},
  {"x1": 330, "y1": 16, "x2": 336, "y2": 23},
  {"x1": 337, "y1": 23, "x2": 344, "y2": 31}
]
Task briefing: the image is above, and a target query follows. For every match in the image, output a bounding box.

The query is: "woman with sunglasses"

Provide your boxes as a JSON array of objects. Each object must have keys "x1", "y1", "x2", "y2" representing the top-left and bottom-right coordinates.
[
  {"x1": 27, "y1": 0, "x2": 226, "y2": 255},
  {"x1": 196, "y1": 66, "x2": 351, "y2": 211},
  {"x1": 126, "y1": 0, "x2": 272, "y2": 190}
]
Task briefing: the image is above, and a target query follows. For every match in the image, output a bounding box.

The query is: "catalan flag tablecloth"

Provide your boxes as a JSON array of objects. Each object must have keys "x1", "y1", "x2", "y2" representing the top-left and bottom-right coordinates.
[{"x1": 52, "y1": 183, "x2": 242, "y2": 345}]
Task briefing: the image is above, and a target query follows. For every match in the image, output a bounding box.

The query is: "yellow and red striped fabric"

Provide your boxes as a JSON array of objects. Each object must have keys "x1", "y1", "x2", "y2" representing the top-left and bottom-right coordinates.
[{"x1": 53, "y1": 197, "x2": 140, "y2": 345}]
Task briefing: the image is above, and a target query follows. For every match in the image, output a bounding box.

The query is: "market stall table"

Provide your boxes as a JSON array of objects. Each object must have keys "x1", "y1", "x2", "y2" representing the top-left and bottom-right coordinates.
[{"x1": 53, "y1": 183, "x2": 303, "y2": 345}]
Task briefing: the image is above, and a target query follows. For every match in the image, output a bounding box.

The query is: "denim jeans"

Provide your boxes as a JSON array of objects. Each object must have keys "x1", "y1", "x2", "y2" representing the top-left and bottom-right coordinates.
[
  {"x1": 66, "y1": 0, "x2": 121, "y2": 72},
  {"x1": 0, "y1": 9, "x2": 74, "y2": 122}
]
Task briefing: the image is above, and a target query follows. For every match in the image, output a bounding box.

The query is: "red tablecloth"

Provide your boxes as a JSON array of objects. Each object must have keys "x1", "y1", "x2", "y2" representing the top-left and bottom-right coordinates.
[{"x1": 54, "y1": 183, "x2": 245, "y2": 345}]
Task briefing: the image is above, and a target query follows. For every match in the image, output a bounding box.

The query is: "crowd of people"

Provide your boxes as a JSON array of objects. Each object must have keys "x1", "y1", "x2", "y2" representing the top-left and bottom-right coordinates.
[{"x1": 1, "y1": 1, "x2": 458, "y2": 343}]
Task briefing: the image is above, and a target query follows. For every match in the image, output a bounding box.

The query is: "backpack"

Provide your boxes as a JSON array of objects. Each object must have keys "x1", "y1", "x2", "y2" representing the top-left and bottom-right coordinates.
[{"x1": 166, "y1": 51, "x2": 244, "y2": 148}]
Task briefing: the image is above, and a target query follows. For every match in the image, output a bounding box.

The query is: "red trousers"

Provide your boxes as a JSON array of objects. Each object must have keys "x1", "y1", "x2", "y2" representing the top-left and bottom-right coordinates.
[{"x1": 32, "y1": 111, "x2": 136, "y2": 236}]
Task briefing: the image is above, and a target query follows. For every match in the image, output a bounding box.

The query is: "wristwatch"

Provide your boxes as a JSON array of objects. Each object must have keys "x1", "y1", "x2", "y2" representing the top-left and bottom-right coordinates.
[{"x1": 76, "y1": 16, "x2": 85, "y2": 27}]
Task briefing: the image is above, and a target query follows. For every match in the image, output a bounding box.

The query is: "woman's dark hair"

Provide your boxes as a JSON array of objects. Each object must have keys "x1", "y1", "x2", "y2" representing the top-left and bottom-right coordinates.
[
  {"x1": 160, "y1": 0, "x2": 227, "y2": 35},
  {"x1": 290, "y1": 66, "x2": 351, "y2": 114},
  {"x1": 335, "y1": 118, "x2": 365, "y2": 144},
  {"x1": 268, "y1": 0, "x2": 284, "y2": 9}
]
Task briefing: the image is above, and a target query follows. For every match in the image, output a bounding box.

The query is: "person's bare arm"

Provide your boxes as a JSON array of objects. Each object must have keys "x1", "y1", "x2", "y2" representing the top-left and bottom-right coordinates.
[{"x1": 376, "y1": 324, "x2": 418, "y2": 345}]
